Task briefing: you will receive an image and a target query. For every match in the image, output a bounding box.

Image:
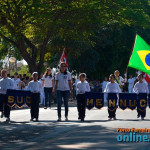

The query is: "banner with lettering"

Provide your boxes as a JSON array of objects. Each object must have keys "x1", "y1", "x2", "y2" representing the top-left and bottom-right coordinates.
[
  {"x1": 108, "y1": 93, "x2": 118, "y2": 111},
  {"x1": 7, "y1": 90, "x2": 32, "y2": 108},
  {"x1": 85, "y1": 92, "x2": 95, "y2": 110},
  {"x1": 148, "y1": 94, "x2": 150, "y2": 108},
  {"x1": 119, "y1": 93, "x2": 137, "y2": 110},
  {"x1": 137, "y1": 93, "x2": 147, "y2": 111},
  {"x1": 94, "y1": 93, "x2": 104, "y2": 109},
  {"x1": 85, "y1": 92, "x2": 104, "y2": 110}
]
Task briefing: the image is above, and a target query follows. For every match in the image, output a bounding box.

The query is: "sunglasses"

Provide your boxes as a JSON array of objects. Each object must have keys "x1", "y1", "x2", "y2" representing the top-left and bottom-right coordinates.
[{"x1": 61, "y1": 65, "x2": 66, "y2": 68}]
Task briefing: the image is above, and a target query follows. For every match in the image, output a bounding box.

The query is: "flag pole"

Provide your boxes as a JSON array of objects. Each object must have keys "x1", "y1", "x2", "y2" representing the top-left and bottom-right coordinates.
[
  {"x1": 56, "y1": 48, "x2": 65, "y2": 70},
  {"x1": 125, "y1": 33, "x2": 137, "y2": 75}
]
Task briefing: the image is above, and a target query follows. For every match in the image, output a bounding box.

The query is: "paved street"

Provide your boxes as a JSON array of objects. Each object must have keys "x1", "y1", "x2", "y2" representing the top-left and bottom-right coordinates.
[{"x1": 1, "y1": 105, "x2": 150, "y2": 150}]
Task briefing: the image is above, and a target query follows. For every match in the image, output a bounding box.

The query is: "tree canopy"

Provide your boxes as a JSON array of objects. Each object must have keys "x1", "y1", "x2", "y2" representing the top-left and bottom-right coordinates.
[{"x1": 0, "y1": 0, "x2": 150, "y2": 79}]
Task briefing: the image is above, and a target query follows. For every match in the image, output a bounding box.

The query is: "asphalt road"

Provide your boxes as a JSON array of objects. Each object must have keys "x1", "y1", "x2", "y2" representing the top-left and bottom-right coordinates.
[{"x1": 1, "y1": 105, "x2": 150, "y2": 150}]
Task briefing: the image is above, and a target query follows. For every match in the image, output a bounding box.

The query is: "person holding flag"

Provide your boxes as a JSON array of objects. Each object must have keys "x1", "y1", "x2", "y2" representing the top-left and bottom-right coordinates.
[{"x1": 54, "y1": 62, "x2": 72, "y2": 122}]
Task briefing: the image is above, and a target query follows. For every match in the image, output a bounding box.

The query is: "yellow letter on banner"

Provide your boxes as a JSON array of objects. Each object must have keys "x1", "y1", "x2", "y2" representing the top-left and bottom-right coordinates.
[
  {"x1": 17, "y1": 96, "x2": 23, "y2": 103},
  {"x1": 140, "y1": 99, "x2": 146, "y2": 107},
  {"x1": 109, "y1": 99, "x2": 116, "y2": 107},
  {"x1": 87, "y1": 99, "x2": 93, "y2": 106},
  {"x1": 96, "y1": 99, "x2": 103, "y2": 106},
  {"x1": 129, "y1": 100, "x2": 136, "y2": 107},
  {"x1": 26, "y1": 97, "x2": 31, "y2": 103},
  {"x1": 8, "y1": 96, "x2": 14, "y2": 103},
  {"x1": 120, "y1": 99, "x2": 127, "y2": 107}
]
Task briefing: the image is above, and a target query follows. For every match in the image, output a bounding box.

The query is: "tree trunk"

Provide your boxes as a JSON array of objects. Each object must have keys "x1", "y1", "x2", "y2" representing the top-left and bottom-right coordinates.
[{"x1": 17, "y1": 39, "x2": 39, "y2": 73}]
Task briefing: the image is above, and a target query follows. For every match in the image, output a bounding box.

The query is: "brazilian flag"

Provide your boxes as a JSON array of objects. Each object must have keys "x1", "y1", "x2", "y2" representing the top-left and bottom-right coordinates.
[{"x1": 128, "y1": 34, "x2": 150, "y2": 74}]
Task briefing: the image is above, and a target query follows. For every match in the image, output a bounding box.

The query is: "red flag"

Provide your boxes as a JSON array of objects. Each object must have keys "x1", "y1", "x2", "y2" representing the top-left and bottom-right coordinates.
[
  {"x1": 142, "y1": 72, "x2": 150, "y2": 84},
  {"x1": 60, "y1": 50, "x2": 68, "y2": 67},
  {"x1": 57, "y1": 50, "x2": 68, "y2": 70}
]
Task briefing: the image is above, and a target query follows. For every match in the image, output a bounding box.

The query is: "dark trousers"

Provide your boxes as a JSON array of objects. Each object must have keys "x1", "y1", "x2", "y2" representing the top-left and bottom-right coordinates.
[
  {"x1": 108, "y1": 109, "x2": 116, "y2": 118},
  {"x1": 137, "y1": 107, "x2": 146, "y2": 118},
  {"x1": 56, "y1": 90, "x2": 70, "y2": 118},
  {"x1": 77, "y1": 94, "x2": 86, "y2": 119},
  {"x1": 44, "y1": 87, "x2": 52, "y2": 107},
  {"x1": 0, "y1": 94, "x2": 10, "y2": 118},
  {"x1": 31, "y1": 93, "x2": 40, "y2": 119}
]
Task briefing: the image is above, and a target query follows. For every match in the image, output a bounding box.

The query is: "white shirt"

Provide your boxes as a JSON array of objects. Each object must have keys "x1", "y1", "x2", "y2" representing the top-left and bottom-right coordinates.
[
  {"x1": 133, "y1": 82, "x2": 149, "y2": 94},
  {"x1": 104, "y1": 82, "x2": 121, "y2": 93},
  {"x1": 102, "y1": 81, "x2": 109, "y2": 92},
  {"x1": 116, "y1": 76, "x2": 124, "y2": 86},
  {"x1": 0, "y1": 78, "x2": 14, "y2": 94},
  {"x1": 76, "y1": 81, "x2": 90, "y2": 95},
  {"x1": 42, "y1": 75, "x2": 54, "y2": 88},
  {"x1": 12, "y1": 78, "x2": 20, "y2": 89},
  {"x1": 74, "y1": 79, "x2": 80, "y2": 90},
  {"x1": 27, "y1": 81, "x2": 43, "y2": 93},
  {"x1": 56, "y1": 71, "x2": 71, "y2": 91},
  {"x1": 128, "y1": 78, "x2": 135, "y2": 89}
]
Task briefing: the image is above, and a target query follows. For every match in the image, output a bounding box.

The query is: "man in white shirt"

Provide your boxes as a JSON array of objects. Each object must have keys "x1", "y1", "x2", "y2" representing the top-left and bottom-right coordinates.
[{"x1": 0, "y1": 70, "x2": 13, "y2": 122}]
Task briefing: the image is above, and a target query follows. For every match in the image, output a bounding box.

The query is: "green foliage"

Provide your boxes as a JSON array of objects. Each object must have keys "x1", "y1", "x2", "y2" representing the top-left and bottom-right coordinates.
[
  {"x1": 0, "y1": 0, "x2": 150, "y2": 80},
  {"x1": 10, "y1": 65, "x2": 31, "y2": 77}
]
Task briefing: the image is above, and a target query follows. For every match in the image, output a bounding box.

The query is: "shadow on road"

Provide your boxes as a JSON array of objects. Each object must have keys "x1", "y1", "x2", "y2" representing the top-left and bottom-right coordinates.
[{"x1": 0, "y1": 119, "x2": 149, "y2": 150}]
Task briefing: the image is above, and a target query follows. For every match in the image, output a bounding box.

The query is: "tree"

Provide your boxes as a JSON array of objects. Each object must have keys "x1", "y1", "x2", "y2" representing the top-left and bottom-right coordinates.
[{"x1": 0, "y1": 0, "x2": 150, "y2": 78}]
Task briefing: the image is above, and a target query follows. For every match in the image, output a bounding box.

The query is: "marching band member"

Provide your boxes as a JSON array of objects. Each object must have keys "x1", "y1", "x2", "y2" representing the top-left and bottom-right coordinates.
[
  {"x1": 27, "y1": 72, "x2": 43, "y2": 121},
  {"x1": 133, "y1": 74, "x2": 149, "y2": 120},
  {"x1": 104, "y1": 74, "x2": 121, "y2": 120},
  {"x1": 12, "y1": 72, "x2": 21, "y2": 90},
  {"x1": 0, "y1": 70, "x2": 13, "y2": 122},
  {"x1": 54, "y1": 62, "x2": 72, "y2": 122},
  {"x1": 42, "y1": 68, "x2": 54, "y2": 109},
  {"x1": 76, "y1": 73, "x2": 90, "y2": 121}
]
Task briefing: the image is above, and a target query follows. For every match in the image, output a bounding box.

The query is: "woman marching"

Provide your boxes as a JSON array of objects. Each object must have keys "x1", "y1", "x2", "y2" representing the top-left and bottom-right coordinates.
[
  {"x1": 42, "y1": 68, "x2": 54, "y2": 109},
  {"x1": 54, "y1": 62, "x2": 73, "y2": 121}
]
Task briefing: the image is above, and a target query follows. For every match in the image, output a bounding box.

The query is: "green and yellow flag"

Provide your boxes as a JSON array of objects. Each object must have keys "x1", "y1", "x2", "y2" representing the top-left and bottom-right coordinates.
[{"x1": 128, "y1": 34, "x2": 150, "y2": 74}]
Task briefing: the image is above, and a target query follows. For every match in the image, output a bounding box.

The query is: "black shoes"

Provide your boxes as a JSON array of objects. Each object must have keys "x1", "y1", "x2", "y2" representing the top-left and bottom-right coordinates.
[
  {"x1": 6, "y1": 118, "x2": 10, "y2": 122},
  {"x1": 81, "y1": 118, "x2": 84, "y2": 122}
]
